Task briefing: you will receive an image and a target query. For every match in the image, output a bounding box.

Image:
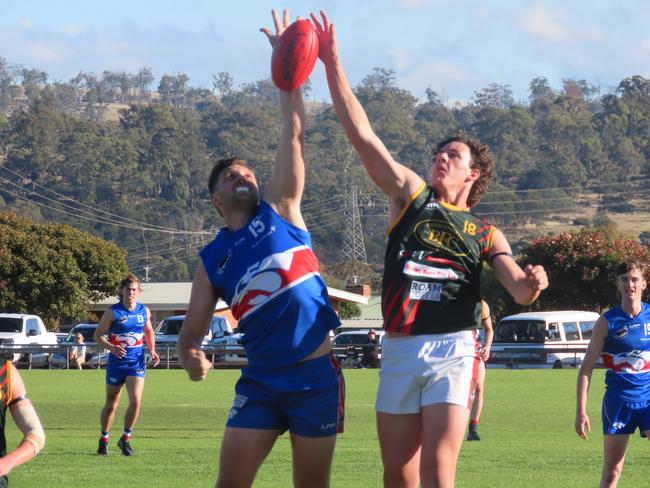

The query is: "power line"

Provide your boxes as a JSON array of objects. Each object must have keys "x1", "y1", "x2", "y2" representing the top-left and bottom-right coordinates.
[{"x1": 0, "y1": 165, "x2": 186, "y2": 232}]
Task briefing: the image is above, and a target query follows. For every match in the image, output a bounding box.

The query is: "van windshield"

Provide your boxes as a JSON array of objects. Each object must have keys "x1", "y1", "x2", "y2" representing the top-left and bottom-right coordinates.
[{"x1": 495, "y1": 320, "x2": 546, "y2": 343}]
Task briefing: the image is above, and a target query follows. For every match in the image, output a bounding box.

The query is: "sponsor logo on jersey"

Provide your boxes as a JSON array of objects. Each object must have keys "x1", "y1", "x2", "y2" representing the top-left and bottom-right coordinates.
[
  {"x1": 231, "y1": 246, "x2": 320, "y2": 320},
  {"x1": 409, "y1": 281, "x2": 443, "y2": 301},
  {"x1": 601, "y1": 350, "x2": 650, "y2": 374},
  {"x1": 614, "y1": 326, "x2": 629, "y2": 339},
  {"x1": 425, "y1": 202, "x2": 439, "y2": 209},
  {"x1": 110, "y1": 332, "x2": 144, "y2": 348},
  {"x1": 403, "y1": 260, "x2": 459, "y2": 280},
  {"x1": 414, "y1": 219, "x2": 468, "y2": 257},
  {"x1": 217, "y1": 249, "x2": 232, "y2": 274}
]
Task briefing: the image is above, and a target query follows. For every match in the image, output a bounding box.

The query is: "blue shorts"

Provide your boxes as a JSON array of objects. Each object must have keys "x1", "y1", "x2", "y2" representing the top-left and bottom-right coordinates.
[
  {"x1": 106, "y1": 354, "x2": 145, "y2": 386},
  {"x1": 227, "y1": 352, "x2": 345, "y2": 437},
  {"x1": 602, "y1": 391, "x2": 650, "y2": 435}
]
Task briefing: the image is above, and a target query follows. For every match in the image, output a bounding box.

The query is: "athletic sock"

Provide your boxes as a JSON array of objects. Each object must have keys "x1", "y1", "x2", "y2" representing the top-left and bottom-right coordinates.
[
  {"x1": 469, "y1": 420, "x2": 479, "y2": 430},
  {"x1": 100, "y1": 431, "x2": 109, "y2": 443},
  {"x1": 121, "y1": 428, "x2": 132, "y2": 442}
]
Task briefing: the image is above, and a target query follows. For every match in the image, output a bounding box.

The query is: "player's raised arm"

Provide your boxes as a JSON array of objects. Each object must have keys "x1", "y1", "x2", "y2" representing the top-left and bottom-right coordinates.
[
  {"x1": 311, "y1": 10, "x2": 422, "y2": 209},
  {"x1": 178, "y1": 261, "x2": 218, "y2": 381},
  {"x1": 261, "y1": 9, "x2": 307, "y2": 229}
]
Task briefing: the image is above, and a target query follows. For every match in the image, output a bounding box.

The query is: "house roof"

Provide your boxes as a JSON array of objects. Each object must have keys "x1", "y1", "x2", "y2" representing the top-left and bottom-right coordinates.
[
  {"x1": 339, "y1": 295, "x2": 383, "y2": 329},
  {"x1": 89, "y1": 282, "x2": 369, "y2": 311}
]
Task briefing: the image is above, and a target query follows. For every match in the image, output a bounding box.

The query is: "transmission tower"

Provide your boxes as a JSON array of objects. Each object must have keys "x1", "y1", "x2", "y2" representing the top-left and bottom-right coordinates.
[{"x1": 342, "y1": 186, "x2": 367, "y2": 263}]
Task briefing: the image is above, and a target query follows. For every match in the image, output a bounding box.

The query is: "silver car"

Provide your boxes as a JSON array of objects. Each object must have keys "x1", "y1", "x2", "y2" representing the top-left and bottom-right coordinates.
[{"x1": 49, "y1": 324, "x2": 109, "y2": 369}]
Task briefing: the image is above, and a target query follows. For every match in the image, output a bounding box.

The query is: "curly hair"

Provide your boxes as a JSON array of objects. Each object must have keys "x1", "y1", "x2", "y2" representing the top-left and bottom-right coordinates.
[{"x1": 435, "y1": 133, "x2": 494, "y2": 207}]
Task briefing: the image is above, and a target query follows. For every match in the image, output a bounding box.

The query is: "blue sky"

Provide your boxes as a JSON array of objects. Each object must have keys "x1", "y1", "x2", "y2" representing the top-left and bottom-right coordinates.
[{"x1": 2, "y1": 0, "x2": 650, "y2": 104}]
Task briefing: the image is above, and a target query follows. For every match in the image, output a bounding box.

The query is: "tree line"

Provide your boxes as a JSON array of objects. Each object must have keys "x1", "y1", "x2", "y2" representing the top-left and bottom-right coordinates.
[{"x1": 1, "y1": 60, "x2": 650, "y2": 321}]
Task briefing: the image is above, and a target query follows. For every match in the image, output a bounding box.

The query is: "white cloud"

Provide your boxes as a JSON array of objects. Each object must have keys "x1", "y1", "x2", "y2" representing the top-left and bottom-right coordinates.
[
  {"x1": 22, "y1": 41, "x2": 67, "y2": 64},
  {"x1": 398, "y1": 57, "x2": 482, "y2": 103},
  {"x1": 60, "y1": 24, "x2": 83, "y2": 35},
  {"x1": 396, "y1": 0, "x2": 426, "y2": 7},
  {"x1": 516, "y1": 4, "x2": 602, "y2": 43}
]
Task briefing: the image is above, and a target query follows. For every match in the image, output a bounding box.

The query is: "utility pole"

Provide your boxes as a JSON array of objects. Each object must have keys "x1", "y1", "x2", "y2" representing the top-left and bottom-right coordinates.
[
  {"x1": 342, "y1": 185, "x2": 367, "y2": 264},
  {"x1": 143, "y1": 264, "x2": 151, "y2": 283}
]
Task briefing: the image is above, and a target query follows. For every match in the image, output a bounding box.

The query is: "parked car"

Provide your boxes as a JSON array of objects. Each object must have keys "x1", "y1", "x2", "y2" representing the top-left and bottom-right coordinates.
[
  {"x1": 490, "y1": 311, "x2": 599, "y2": 368},
  {"x1": 49, "y1": 324, "x2": 109, "y2": 369},
  {"x1": 331, "y1": 329, "x2": 384, "y2": 367},
  {"x1": 55, "y1": 332, "x2": 68, "y2": 343},
  {"x1": 153, "y1": 315, "x2": 245, "y2": 365},
  {"x1": 0, "y1": 313, "x2": 58, "y2": 366}
]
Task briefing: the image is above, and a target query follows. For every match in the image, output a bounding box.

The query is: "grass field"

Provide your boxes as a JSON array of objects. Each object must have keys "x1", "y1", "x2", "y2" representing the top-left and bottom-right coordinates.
[{"x1": 8, "y1": 368, "x2": 650, "y2": 487}]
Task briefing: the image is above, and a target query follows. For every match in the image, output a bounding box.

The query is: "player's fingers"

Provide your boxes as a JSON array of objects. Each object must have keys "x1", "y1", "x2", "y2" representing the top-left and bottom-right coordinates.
[
  {"x1": 271, "y1": 9, "x2": 281, "y2": 33},
  {"x1": 310, "y1": 13, "x2": 322, "y2": 31},
  {"x1": 282, "y1": 9, "x2": 290, "y2": 29},
  {"x1": 320, "y1": 10, "x2": 330, "y2": 28}
]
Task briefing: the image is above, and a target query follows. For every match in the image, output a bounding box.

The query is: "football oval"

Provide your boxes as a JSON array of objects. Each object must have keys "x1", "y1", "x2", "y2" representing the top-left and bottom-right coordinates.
[{"x1": 271, "y1": 19, "x2": 319, "y2": 92}]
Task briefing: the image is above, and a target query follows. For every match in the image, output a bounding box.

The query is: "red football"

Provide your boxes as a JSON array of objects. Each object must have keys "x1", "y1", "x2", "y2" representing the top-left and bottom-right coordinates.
[{"x1": 271, "y1": 19, "x2": 319, "y2": 92}]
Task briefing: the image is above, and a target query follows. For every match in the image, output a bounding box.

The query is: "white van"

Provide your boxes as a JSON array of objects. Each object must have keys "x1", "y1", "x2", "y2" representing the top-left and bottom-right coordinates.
[{"x1": 490, "y1": 310, "x2": 599, "y2": 368}]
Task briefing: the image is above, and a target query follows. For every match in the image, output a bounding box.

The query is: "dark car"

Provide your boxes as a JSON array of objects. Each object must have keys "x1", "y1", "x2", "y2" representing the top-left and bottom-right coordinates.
[{"x1": 331, "y1": 329, "x2": 384, "y2": 368}]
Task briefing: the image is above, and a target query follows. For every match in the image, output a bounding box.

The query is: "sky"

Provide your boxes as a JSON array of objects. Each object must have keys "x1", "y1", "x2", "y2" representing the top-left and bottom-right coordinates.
[{"x1": 2, "y1": 0, "x2": 650, "y2": 104}]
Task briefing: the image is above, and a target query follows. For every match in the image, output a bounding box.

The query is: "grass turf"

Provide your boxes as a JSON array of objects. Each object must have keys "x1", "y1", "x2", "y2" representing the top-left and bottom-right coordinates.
[{"x1": 8, "y1": 368, "x2": 650, "y2": 487}]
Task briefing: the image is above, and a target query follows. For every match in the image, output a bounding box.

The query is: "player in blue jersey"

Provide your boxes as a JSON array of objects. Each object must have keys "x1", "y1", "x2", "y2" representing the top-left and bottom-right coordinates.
[
  {"x1": 94, "y1": 273, "x2": 160, "y2": 456},
  {"x1": 178, "y1": 10, "x2": 344, "y2": 488},
  {"x1": 576, "y1": 260, "x2": 650, "y2": 488}
]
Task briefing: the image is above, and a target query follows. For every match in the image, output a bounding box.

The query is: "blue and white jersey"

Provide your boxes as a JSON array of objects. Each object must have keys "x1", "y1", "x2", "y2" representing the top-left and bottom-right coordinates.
[
  {"x1": 601, "y1": 303, "x2": 650, "y2": 401},
  {"x1": 109, "y1": 302, "x2": 147, "y2": 361},
  {"x1": 201, "y1": 201, "x2": 340, "y2": 368}
]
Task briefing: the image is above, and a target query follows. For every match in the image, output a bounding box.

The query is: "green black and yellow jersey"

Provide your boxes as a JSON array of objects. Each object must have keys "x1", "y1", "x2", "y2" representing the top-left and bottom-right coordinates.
[
  {"x1": 0, "y1": 360, "x2": 12, "y2": 461},
  {"x1": 382, "y1": 184, "x2": 495, "y2": 334}
]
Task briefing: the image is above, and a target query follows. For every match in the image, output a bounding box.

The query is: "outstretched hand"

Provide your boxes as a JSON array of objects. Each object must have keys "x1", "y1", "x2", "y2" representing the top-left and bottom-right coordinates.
[
  {"x1": 260, "y1": 9, "x2": 294, "y2": 49},
  {"x1": 310, "y1": 10, "x2": 336, "y2": 63}
]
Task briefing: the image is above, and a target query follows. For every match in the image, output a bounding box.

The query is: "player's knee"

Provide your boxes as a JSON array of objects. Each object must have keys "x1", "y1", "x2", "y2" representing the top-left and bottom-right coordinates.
[
  {"x1": 383, "y1": 467, "x2": 417, "y2": 488},
  {"x1": 603, "y1": 467, "x2": 623, "y2": 484}
]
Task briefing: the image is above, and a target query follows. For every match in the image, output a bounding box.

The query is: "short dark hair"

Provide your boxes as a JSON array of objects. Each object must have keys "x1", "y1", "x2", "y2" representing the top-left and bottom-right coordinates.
[
  {"x1": 207, "y1": 158, "x2": 251, "y2": 193},
  {"x1": 435, "y1": 133, "x2": 494, "y2": 207},
  {"x1": 616, "y1": 260, "x2": 646, "y2": 277}
]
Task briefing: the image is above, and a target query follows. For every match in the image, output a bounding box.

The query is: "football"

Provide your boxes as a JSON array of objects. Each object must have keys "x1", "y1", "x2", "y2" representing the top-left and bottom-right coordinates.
[{"x1": 271, "y1": 19, "x2": 319, "y2": 92}]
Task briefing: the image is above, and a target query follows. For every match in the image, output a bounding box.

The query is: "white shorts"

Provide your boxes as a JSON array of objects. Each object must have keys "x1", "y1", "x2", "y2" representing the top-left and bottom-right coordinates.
[{"x1": 376, "y1": 331, "x2": 480, "y2": 414}]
